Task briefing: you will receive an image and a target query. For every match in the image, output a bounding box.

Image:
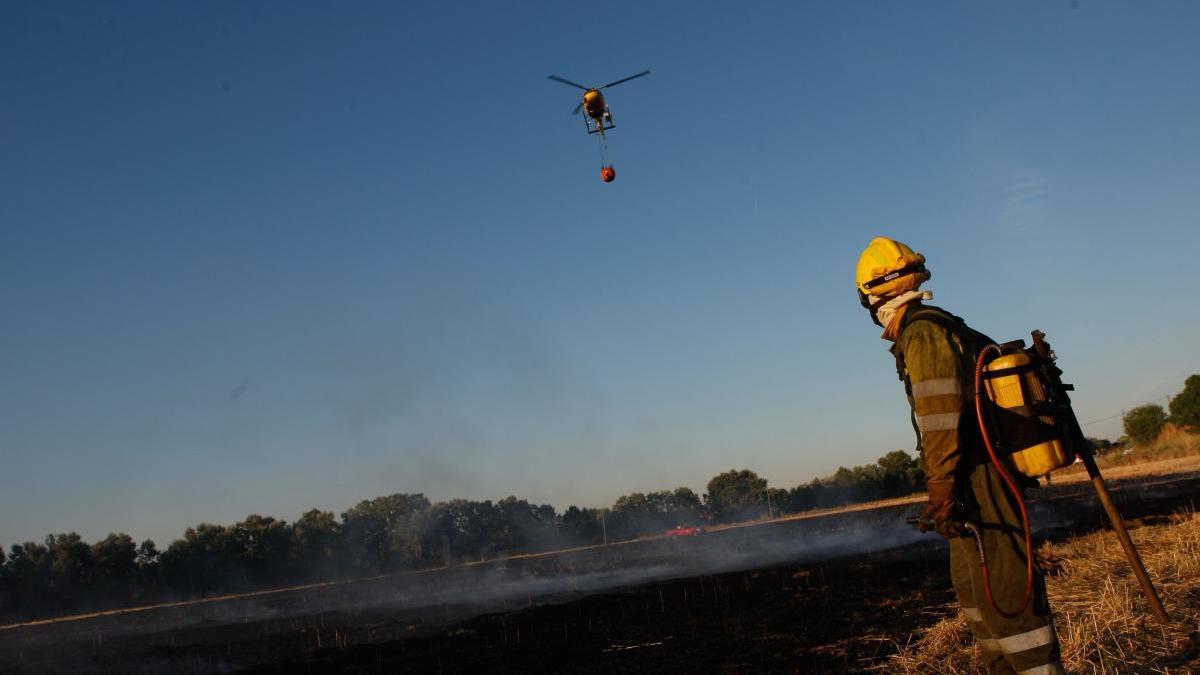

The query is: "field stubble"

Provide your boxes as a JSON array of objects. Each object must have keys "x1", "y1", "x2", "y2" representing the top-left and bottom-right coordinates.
[{"x1": 885, "y1": 510, "x2": 1200, "y2": 674}]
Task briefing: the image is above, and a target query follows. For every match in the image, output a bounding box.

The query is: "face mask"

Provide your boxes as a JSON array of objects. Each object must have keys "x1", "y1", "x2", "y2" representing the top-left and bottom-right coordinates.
[{"x1": 871, "y1": 290, "x2": 932, "y2": 334}]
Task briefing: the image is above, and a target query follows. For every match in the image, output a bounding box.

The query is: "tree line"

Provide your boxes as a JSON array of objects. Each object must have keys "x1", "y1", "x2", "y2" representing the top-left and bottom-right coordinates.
[
  {"x1": 0, "y1": 450, "x2": 925, "y2": 622},
  {"x1": 1122, "y1": 374, "x2": 1200, "y2": 445}
]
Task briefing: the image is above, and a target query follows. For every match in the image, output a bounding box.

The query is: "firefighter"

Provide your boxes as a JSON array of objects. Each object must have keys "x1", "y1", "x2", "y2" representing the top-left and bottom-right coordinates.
[{"x1": 856, "y1": 237, "x2": 1064, "y2": 675}]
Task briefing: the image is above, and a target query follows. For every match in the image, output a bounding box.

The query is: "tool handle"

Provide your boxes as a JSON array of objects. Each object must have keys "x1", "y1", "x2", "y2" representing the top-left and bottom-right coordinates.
[
  {"x1": 1079, "y1": 452, "x2": 1172, "y2": 625},
  {"x1": 1033, "y1": 330, "x2": 1171, "y2": 625}
]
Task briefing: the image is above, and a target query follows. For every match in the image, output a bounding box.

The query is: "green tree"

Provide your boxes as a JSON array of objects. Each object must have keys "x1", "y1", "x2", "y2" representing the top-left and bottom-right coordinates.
[
  {"x1": 0, "y1": 546, "x2": 8, "y2": 615},
  {"x1": 705, "y1": 469, "x2": 768, "y2": 522},
  {"x1": 876, "y1": 450, "x2": 925, "y2": 496},
  {"x1": 558, "y1": 506, "x2": 602, "y2": 545},
  {"x1": 136, "y1": 539, "x2": 159, "y2": 567},
  {"x1": 1168, "y1": 375, "x2": 1200, "y2": 428},
  {"x1": 5, "y1": 542, "x2": 51, "y2": 614},
  {"x1": 663, "y1": 486, "x2": 703, "y2": 523},
  {"x1": 341, "y1": 493, "x2": 430, "y2": 573},
  {"x1": 784, "y1": 481, "x2": 817, "y2": 513},
  {"x1": 135, "y1": 539, "x2": 159, "y2": 597},
  {"x1": 609, "y1": 492, "x2": 651, "y2": 539},
  {"x1": 826, "y1": 465, "x2": 874, "y2": 504},
  {"x1": 231, "y1": 515, "x2": 292, "y2": 585},
  {"x1": 1123, "y1": 404, "x2": 1167, "y2": 445},
  {"x1": 91, "y1": 533, "x2": 137, "y2": 601},
  {"x1": 425, "y1": 499, "x2": 504, "y2": 563},
  {"x1": 492, "y1": 496, "x2": 558, "y2": 555},
  {"x1": 766, "y1": 487, "x2": 787, "y2": 516},
  {"x1": 159, "y1": 523, "x2": 241, "y2": 594},
  {"x1": 608, "y1": 487, "x2": 704, "y2": 539},
  {"x1": 292, "y1": 509, "x2": 340, "y2": 577},
  {"x1": 45, "y1": 533, "x2": 96, "y2": 608}
]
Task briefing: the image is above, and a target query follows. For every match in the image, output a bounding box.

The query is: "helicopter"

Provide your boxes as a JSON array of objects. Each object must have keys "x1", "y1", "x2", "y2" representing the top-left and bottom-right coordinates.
[
  {"x1": 547, "y1": 70, "x2": 650, "y2": 182},
  {"x1": 547, "y1": 70, "x2": 650, "y2": 140}
]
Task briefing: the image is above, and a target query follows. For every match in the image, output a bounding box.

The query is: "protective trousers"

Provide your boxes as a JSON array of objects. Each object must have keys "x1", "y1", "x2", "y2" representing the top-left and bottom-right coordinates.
[{"x1": 950, "y1": 463, "x2": 1063, "y2": 675}]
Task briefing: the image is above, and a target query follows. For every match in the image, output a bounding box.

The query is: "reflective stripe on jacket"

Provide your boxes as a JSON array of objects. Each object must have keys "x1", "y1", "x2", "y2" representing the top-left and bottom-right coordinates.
[{"x1": 891, "y1": 305, "x2": 988, "y2": 485}]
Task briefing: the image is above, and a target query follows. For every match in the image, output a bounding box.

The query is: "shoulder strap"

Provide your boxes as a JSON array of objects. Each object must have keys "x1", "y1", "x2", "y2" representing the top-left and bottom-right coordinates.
[
  {"x1": 898, "y1": 306, "x2": 994, "y2": 460},
  {"x1": 893, "y1": 305, "x2": 998, "y2": 390},
  {"x1": 904, "y1": 305, "x2": 997, "y2": 357}
]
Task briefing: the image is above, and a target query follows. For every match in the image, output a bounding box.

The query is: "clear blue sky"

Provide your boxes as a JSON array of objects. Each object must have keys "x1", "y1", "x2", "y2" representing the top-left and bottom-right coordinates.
[{"x1": 3, "y1": 1, "x2": 1198, "y2": 547}]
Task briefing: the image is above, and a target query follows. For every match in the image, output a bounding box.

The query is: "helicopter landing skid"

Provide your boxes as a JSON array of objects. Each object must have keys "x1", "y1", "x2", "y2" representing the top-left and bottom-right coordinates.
[{"x1": 584, "y1": 113, "x2": 615, "y2": 135}]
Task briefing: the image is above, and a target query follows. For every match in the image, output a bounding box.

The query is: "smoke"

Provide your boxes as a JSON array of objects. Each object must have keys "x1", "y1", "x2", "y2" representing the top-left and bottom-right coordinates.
[
  {"x1": 0, "y1": 504, "x2": 930, "y2": 674},
  {"x1": 15, "y1": 476, "x2": 1184, "y2": 675},
  {"x1": 309, "y1": 319, "x2": 614, "y2": 509}
]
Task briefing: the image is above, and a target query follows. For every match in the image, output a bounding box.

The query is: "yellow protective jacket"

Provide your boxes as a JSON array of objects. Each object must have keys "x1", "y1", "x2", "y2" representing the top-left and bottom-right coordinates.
[
  {"x1": 890, "y1": 304, "x2": 991, "y2": 494},
  {"x1": 892, "y1": 305, "x2": 1064, "y2": 674}
]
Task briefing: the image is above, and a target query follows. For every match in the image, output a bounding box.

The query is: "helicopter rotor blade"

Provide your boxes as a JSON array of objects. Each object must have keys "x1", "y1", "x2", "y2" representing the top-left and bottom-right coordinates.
[
  {"x1": 598, "y1": 70, "x2": 650, "y2": 89},
  {"x1": 547, "y1": 74, "x2": 589, "y2": 91},
  {"x1": 571, "y1": 101, "x2": 584, "y2": 116}
]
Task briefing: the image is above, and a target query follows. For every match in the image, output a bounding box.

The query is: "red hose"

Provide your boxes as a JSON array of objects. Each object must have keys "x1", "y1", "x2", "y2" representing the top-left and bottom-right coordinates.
[{"x1": 973, "y1": 345, "x2": 1036, "y2": 619}]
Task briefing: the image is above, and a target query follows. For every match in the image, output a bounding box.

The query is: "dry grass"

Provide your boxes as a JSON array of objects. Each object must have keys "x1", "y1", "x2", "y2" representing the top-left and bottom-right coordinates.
[
  {"x1": 881, "y1": 609, "x2": 983, "y2": 674},
  {"x1": 1151, "y1": 423, "x2": 1200, "y2": 450},
  {"x1": 882, "y1": 511, "x2": 1200, "y2": 674},
  {"x1": 1096, "y1": 424, "x2": 1200, "y2": 470},
  {"x1": 1047, "y1": 426, "x2": 1200, "y2": 486},
  {"x1": 1099, "y1": 422, "x2": 1200, "y2": 466},
  {"x1": 1049, "y1": 454, "x2": 1200, "y2": 486}
]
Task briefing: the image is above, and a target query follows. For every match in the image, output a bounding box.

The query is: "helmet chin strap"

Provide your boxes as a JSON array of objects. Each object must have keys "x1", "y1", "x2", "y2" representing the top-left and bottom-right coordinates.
[{"x1": 871, "y1": 290, "x2": 932, "y2": 333}]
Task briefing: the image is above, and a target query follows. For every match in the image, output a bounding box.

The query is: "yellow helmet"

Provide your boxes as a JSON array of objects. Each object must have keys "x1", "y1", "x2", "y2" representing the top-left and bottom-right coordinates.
[{"x1": 855, "y1": 236, "x2": 931, "y2": 299}]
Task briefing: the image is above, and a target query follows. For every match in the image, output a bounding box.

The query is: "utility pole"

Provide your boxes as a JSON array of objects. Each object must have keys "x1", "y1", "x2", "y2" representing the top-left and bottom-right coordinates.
[
  {"x1": 601, "y1": 509, "x2": 608, "y2": 545},
  {"x1": 765, "y1": 487, "x2": 773, "y2": 520}
]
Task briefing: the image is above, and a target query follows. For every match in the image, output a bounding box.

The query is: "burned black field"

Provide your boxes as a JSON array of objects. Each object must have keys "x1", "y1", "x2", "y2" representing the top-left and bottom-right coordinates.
[
  {"x1": 3, "y1": 472, "x2": 1196, "y2": 674},
  {"x1": 241, "y1": 541, "x2": 956, "y2": 674}
]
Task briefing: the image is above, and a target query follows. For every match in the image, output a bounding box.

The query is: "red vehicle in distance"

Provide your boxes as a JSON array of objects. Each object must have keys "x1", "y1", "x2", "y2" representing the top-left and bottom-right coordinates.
[{"x1": 665, "y1": 525, "x2": 704, "y2": 538}]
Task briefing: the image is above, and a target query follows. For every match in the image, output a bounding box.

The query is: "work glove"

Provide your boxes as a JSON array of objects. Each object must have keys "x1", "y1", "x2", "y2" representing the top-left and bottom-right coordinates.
[{"x1": 919, "y1": 478, "x2": 964, "y2": 539}]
